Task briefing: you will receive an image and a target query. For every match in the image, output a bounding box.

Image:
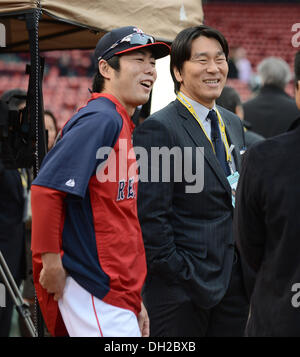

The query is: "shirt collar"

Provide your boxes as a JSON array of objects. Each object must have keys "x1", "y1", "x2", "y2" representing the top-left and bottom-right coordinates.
[{"x1": 178, "y1": 92, "x2": 217, "y2": 123}]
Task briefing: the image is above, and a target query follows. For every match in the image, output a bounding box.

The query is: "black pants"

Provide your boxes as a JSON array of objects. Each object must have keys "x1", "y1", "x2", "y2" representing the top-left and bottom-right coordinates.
[{"x1": 144, "y1": 254, "x2": 250, "y2": 337}]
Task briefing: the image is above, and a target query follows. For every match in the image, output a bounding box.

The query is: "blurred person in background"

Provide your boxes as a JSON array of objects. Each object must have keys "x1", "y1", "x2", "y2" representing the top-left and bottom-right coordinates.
[
  {"x1": 227, "y1": 47, "x2": 252, "y2": 84},
  {"x1": 216, "y1": 86, "x2": 264, "y2": 148},
  {"x1": 234, "y1": 47, "x2": 252, "y2": 84},
  {"x1": 0, "y1": 89, "x2": 29, "y2": 337},
  {"x1": 243, "y1": 57, "x2": 300, "y2": 138},
  {"x1": 44, "y1": 110, "x2": 58, "y2": 151}
]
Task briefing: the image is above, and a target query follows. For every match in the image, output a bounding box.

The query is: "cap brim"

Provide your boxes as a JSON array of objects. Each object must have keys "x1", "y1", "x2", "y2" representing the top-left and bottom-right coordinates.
[{"x1": 115, "y1": 42, "x2": 170, "y2": 59}]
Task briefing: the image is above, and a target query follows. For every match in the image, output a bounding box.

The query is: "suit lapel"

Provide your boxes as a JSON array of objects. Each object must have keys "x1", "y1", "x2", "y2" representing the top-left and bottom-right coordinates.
[{"x1": 175, "y1": 100, "x2": 231, "y2": 193}]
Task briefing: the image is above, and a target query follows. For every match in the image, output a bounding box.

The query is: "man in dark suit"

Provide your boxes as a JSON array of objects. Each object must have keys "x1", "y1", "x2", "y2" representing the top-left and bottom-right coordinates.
[
  {"x1": 243, "y1": 57, "x2": 300, "y2": 138},
  {"x1": 234, "y1": 50, "x2": 300, "y2": 336},
  {"x1": 133, "y1": 25, "x2": 249, "y2": 337},
  {"x1": 216, "y1": 86, "x2": 264, "y2": 148}
]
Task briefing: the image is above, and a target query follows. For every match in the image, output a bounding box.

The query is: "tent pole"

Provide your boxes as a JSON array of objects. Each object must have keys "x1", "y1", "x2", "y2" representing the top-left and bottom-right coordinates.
[
  {"x1": 26, "y1": 8, "x2": 47, "y2": 177},
  {"x1": 25, "y1": 6, "x2": 47, "y2": 338}
]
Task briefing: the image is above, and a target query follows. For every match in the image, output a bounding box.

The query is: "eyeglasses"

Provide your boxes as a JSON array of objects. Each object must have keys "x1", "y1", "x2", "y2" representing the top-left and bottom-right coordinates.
[{"x1": 98, "y1": 33, "x2": 155, "y2": 60}]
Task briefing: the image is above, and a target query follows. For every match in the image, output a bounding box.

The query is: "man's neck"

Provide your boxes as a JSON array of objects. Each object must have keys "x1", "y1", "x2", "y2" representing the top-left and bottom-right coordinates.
[
  {"x1": 179, "y1": 90, "x2": 215, "y2": 109},
  {"x1": 100, "y1": 90, "x2": 135, "y2": 117},
  {"x1": 179, "y1": 91, "x2": 215, "y2": 111}
]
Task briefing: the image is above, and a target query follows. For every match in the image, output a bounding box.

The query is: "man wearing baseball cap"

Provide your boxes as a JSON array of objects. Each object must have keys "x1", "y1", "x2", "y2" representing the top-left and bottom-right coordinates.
[{"x1": 30, "y1": 26, "x2": 170, "y2": 337}]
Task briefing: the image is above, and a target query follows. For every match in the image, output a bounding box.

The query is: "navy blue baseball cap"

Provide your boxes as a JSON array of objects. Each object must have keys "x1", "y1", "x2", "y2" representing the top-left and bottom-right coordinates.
[{"x1": 94, "y1": 26, "x2": 170, "y2": 62}]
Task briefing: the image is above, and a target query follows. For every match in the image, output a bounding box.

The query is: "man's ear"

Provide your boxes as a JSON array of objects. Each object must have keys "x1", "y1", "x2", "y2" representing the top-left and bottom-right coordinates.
[
  {"x1": 173, "y1": 66, "x2": 183, "y2": 84},
  {"x1": 98, "y1": 59, "x2": 111, "y2": 79}
]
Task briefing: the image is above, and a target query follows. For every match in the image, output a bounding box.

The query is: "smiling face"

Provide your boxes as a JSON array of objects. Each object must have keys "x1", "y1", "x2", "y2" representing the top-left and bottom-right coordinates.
[
  {"x1": 174, "y1": 36, "x2": 229, "y2": 108},
  {"x1": 99, "y1": 49, "x2": 157, "y2": 116}
]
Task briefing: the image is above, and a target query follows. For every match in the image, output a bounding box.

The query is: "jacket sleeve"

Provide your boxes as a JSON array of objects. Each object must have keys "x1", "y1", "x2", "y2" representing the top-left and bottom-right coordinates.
[
  {"x1": 31, "y1": 185, "x2": 67, "y2": 256},
  {"x1": 30, "y1": 185, "x2": 69, "y2": 337}
]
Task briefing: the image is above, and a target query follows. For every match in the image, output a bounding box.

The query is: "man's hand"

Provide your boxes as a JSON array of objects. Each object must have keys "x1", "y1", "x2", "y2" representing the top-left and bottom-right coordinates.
[
  {"x1": 40, "y1": 253, "x2": 67, "y2": 301},
  {"x1": 138, "y1": 302, "x2": 150, "y2": 337}
]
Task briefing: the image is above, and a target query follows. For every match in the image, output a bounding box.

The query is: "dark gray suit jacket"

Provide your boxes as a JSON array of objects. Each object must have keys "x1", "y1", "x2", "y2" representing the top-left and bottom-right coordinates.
[
  {"x1": 243, "y1": 85, "x2": 300, "y2": 138},
  {"x1": 234, "y1": 124, "x2": 300, "y2": 336},
  {"x1": 133, "y1": 99, "x2": 246, "y2": 310}
]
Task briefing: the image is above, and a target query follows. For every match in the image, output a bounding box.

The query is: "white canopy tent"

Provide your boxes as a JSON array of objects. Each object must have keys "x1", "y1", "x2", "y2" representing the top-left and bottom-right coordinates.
[{"x1": 0, "y1": 0, "x2": 203, "y2": 51}]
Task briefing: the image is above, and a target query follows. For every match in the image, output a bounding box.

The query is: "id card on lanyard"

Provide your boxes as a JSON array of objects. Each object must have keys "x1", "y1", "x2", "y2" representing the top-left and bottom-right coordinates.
[
  {"x1": 227, "y1": 144, "x2": 239, "y2": 207},
  {"x1": 227, "y1": 171, "x2": 239, "y2": 207}
]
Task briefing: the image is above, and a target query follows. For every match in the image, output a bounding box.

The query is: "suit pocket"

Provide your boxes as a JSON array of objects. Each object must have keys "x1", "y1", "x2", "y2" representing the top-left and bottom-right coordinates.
[{"x1": 175, "y1": 234, "x2": 208, "y2": 260}]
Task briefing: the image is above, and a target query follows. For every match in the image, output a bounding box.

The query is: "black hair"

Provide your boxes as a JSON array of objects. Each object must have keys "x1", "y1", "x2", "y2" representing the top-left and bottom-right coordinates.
[
  {"x1": 170, "y1": 25, "x2": 229, "y2": 93},
  {"x1": 216, "y1": 86, "x2": 241, "y2": 113},
  {"x1": 295, "y1": 50, "x2": 300, "y2": 89},
  {"x1": 92, "y1": 56, "x2": 121, "y2": 93}
]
